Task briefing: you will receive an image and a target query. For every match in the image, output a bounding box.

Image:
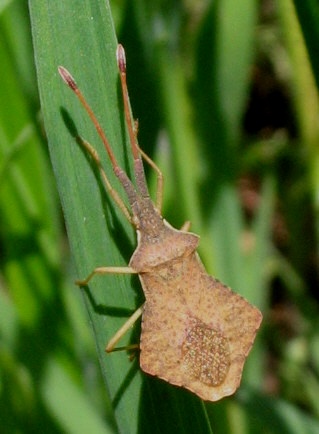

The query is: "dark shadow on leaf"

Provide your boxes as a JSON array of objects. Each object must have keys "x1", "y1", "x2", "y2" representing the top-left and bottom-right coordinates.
[
  {"x1": 112, "y1": 357, "x2": 140, "y2": 409},
  {"x1": 138, "y1": 376, "x2": 211, "y2": 433},
  {"x1": 82, "y1": 285, "x2": 138, "y2": 317}
]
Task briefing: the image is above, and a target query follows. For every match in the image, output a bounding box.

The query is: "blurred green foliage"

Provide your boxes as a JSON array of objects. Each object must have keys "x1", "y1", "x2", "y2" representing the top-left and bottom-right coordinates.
[{"x1": 1, "y1": 0, "x2": 319, "y2": 433}]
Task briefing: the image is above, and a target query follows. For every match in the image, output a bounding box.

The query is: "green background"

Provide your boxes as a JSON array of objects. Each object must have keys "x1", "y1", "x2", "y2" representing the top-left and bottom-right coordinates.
[{"x1": 1, "y1": 0, "x2": 319, "y2": 433}]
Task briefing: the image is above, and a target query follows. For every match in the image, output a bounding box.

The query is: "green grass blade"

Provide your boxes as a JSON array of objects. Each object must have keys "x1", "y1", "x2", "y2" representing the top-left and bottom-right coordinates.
[
  {"x1": 292, "y1": 0, "x2": 319, "y2": 88},
  {"x1": 29, "y1": 1, "x2": 213, "y2": 432},
  {"x1": 281, "y1": 0, "x2": 319, "y2": 251},
  {"x1": 2, "y1": 0, "x2": 319, "y2": 431},
  {"x1": 41, "y1": 358, "x2": 116, "y2": 434}
]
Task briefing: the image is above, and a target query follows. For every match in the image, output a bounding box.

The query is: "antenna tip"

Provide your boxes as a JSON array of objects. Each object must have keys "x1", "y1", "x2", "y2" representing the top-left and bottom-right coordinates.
[
  {"x1": 116, "y1": 44, "x2": 126, "y2": 73},
  {"x1": 58, "y1": 66, "x2": 77, "y2": 91}
]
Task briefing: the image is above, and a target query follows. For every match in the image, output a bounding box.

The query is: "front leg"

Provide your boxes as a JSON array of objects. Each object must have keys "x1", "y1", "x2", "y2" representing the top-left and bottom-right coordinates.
[{"x1": 76, "y1": 266, "x2": 138, "y2": 286}]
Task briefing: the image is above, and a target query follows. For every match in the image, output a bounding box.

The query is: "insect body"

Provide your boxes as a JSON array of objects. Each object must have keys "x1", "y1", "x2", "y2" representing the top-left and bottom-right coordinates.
[{"x1": 59, "y1": 44, "x2": 262, "y2": 401}]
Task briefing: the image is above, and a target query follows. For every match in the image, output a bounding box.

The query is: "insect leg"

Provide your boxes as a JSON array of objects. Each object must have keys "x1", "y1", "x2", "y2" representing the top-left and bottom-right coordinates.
[
  {"x1": 76, "y1": 266, "x2": 138, "y2": 286},
  {"x1": 105, "y1": 304, "x2": 144, "y2": 353},
  {"x1": 180, "y1": 221, "x2": 191, "y2": 232}
]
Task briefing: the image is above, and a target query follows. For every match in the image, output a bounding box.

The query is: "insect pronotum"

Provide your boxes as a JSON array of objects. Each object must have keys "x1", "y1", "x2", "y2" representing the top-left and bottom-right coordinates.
[{"x1": 58, "y1": 44, "x2": 262, "y2": 402}]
